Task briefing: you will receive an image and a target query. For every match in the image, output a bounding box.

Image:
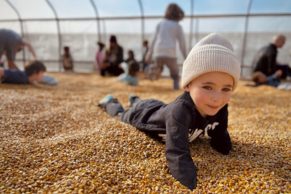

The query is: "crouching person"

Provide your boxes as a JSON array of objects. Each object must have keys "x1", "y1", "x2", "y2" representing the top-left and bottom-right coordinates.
[
  {"x1": 0, "y1": 60, "x2": 46, "y2": 85},
  {"x1": 98, "y1": 33, "x2": 241, "y2": 190}
]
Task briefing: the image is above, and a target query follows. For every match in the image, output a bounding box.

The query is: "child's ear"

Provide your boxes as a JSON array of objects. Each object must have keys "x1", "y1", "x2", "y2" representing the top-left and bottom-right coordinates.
[{"x1": 184, "y1": 84, "x2": 190, "y2": 92}]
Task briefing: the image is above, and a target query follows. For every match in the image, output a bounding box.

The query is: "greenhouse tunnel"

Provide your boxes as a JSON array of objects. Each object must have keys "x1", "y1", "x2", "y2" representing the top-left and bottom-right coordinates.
[{"x1": 0, "y1": 0, "x2": 291, "y2": 78}]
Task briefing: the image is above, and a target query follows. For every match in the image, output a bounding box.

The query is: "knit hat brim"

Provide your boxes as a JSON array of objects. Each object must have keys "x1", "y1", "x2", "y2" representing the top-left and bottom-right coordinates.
[{"x1": 181, "y1": 33, "x2": 241, "y2": 90}]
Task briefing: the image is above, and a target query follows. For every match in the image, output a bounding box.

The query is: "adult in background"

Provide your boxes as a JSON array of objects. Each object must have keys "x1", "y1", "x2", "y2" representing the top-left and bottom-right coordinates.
[
  {"x1": 146, "y1": 3, "x2": 187, "y2": 90},
  {"x1": 0, "y1": 29, "x2": 37, "y2": 69},
  {"x1": 252, "y1": 34, "x2": 290, "y2": 87},
  {"x1": 100, "y1": 35, "x2": 124, "y2": 76}
]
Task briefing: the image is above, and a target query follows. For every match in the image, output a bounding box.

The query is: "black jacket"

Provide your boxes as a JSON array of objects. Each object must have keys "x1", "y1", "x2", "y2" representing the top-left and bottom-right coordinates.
[
  {"x1": 121, "y1": 92, "x2": 232, "y2": 190},
  {"x1": 109, "y1": 45, "x2": 124, "y2": 67},
  {"x1": 252, "y1": 43, "x2": 278, "y2": 76}
]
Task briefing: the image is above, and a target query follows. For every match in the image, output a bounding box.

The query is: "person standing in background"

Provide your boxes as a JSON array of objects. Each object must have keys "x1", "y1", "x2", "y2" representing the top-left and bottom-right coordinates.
[
  {"x1": 0, "y1": 29, "x2": 37, "y2": 69},
  {"x1": 146, "y1": 3, "x2": 187, "y2": 90}
]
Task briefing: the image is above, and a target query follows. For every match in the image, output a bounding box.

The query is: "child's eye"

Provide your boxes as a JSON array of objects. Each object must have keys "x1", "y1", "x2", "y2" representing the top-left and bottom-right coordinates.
[
  {"x1": 202, "y1": 86, "x2": 212, "y2": 90},
  {"x1": 222, "y1": 87, "x2": 232, "y2": 92}
]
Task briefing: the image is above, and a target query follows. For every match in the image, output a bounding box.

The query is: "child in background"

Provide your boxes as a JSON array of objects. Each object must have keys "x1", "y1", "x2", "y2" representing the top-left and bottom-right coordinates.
[
  {"x1": 62, "y1": 46, "x2": 74, "y2": 71},
  {"x1": 0, "y1": 60, "x2": 46, "y2": 85},
  {"x1": 0, "y1": 53, "x2": 5, "y2": 67},
  {"x1": 141, "y1": 40, "x2": 149, "y2": 71},
  {"x1": 125, "y1": 50, "x2": 135, "y2": 64},
  {"x1": 118, "y1": 50, "x2": 140, "y2": 86},
  {"x1": 146, "y1": 3, "x2": 187, "y2": 90},
  {"x1": 98, "y1": 33, "x2": 241, "y2": 190},
  {"x1": 95, "y1": 41, "x2": 106, "y2": 74}
]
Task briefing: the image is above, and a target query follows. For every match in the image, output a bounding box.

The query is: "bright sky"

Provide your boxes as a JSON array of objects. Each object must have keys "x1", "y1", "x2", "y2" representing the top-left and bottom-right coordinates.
[{"x1": 0, "y1": 0, "x2": 291, "y2": 33}]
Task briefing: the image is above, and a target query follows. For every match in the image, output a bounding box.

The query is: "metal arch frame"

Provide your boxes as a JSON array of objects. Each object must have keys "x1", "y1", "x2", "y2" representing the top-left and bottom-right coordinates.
[
  {"x1": 2, "y1": 12, "x2": 291, "y2": 22},
  {"x1": 241, "y1": 0, "x2": 253, "y2": 69},
  {"x1": 189, "y1": 0, "x2": 194, "y2": 52},
  {"x1": 45, "y1": 0, "x2": 62, "y2": 71},
  {"x1": 5, "y1": 0, "x2": 26, "y2": 66},
  {"x1": 138, "y1": 0, "x2": 144, "y2": 51},
  {"x1": 89, "y1": 0, "x2": 101, "y2": 41},
  {"x1": 102, "y1": 19, "x2": 107, "y2": 43}
]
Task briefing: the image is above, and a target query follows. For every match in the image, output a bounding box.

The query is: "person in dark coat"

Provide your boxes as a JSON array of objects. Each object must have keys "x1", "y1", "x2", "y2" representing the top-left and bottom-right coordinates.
[
  {"x1": 98, "y1": 33, "x2": 241, "y2": 190},
  {"x1": 252, "y1": 34, "x2": 290, "y2": 87},
  {"x1": 100, "y1": 35, "x2": 124, "y2": 76}
]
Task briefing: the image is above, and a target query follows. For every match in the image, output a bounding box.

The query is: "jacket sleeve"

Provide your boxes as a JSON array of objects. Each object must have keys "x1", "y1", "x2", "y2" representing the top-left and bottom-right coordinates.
[
  {"x1": 208, "y1": 106, "x2": 232, "y2": 155},
  {"x1": 165, "y1": 102, "x2": 197, "y2": 190}
]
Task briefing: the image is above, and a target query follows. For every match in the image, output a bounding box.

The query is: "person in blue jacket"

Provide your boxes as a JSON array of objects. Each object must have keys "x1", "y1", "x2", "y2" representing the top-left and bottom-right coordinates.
[
  {"x1": 0, "y1": 60, "x2": 46, "y2": 85},
  {"x1": 98, "y1": 33, "x2": 241, "y2": 190}
]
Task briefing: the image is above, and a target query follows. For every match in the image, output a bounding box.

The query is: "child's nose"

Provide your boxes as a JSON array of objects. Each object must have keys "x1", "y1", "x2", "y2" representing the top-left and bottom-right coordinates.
[{"x1": 211, "y1": 91, "x2": 222, "y2": 102}]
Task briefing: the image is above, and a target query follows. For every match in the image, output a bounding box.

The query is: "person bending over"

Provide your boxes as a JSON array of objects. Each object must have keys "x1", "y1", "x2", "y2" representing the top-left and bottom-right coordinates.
[{"x1": 0, "y1": 29, "x2": 37, "y2": 69}]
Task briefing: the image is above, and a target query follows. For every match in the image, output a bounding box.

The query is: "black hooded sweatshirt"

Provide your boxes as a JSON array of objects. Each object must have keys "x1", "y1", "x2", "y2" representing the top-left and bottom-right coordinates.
[
  {"x1": 121, "y1": 92, "x2": 232, "y2": 190},
  {"x1": 252, "y1": 43, "x2": 278, "y2": 76}
]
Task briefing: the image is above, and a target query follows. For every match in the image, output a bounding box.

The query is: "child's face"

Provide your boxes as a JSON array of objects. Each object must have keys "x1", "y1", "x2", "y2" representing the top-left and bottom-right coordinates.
[
  {"x1": 185, "y1": 72, "x2": 234, "y2": 117},
  {"x1": 30, "y1": 71, "x2": 45, "y2": 82}
]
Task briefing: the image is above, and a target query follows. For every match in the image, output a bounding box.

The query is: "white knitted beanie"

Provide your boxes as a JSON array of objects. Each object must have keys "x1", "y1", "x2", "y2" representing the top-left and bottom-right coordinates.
[{"x1": 181, "y1": 33, "x2": 241, "y2": 90}]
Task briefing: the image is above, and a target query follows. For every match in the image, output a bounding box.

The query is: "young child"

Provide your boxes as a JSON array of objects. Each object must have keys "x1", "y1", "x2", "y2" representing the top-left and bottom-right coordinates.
[
  {"x1": 0, "y1": 60, "x2": 46, "y2": 85},
  {"x1": 146, "y1": 3, "x2": 187, "y2": 90},
  {"x1": 62, "y1": 46, "x2": 74, "y2": 71},
  {"x1": 118, "y1": 50, "x2": 140, "y2": 86},
  {"x1": 98, "y1": 33, "x2": 241, "y2": 190}
]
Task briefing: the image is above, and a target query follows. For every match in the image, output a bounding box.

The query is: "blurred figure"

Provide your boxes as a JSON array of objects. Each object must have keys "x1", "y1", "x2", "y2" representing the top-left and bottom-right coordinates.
[
  {"x1": 0, "y1": 29, "x2": 37, "y2": 69},
  {"x1": 146, "y1": 3, "x2": 187, "y2": 90},
  {"x1": 118, "y1": 50, "x2": 140, "y2": 86},
  {"x1": 252, "y1": 34, "x2": 290, "y2": 87},
  {"x1": 125, "y1": 49, "x2": 136, "y2": 64},
  {"x1": 95, "y1": 41, "x2": 106, "y2": 74},
  {"x1": 100, "y1": 35, "x2": 124, "y2": 76},
  {"x1": 118, "y1": 61, "x2": 140, "y2": 86},
  {"x1": 0, "y1": 60, "x2": 46, "y2": 85},
  {"x1": 62, "y1": 46, "x2": 74, "y2": 72},
  {"x1": 141, "y1": 40, "x2": 149, "y2": 71},
  {"x1": 0, "y1": 53, "x2": 5, "y2": 67}
]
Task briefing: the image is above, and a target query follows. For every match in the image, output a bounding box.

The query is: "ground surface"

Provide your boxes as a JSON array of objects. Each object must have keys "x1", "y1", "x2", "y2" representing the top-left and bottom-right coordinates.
[{"x1": 0, "y1": 73, "x2": 290, "y2": 193}]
